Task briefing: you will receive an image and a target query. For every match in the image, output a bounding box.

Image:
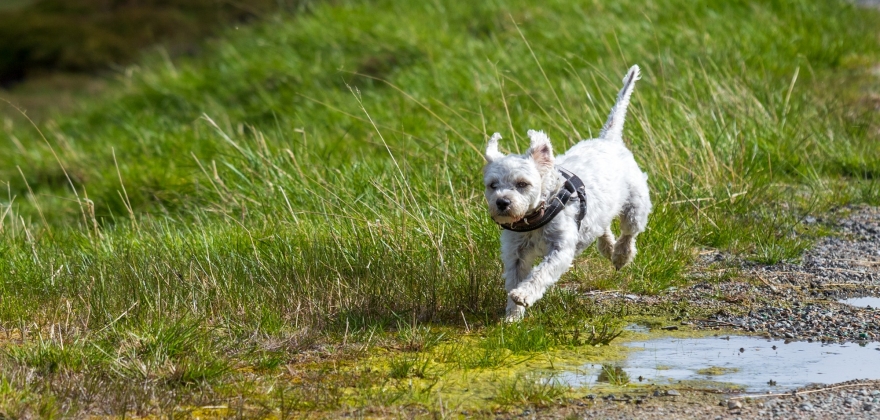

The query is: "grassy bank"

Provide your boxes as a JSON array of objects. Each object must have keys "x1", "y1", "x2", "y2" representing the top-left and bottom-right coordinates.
[{"x1": 1, "y1": 0, "x2": 879, "y2": 416}]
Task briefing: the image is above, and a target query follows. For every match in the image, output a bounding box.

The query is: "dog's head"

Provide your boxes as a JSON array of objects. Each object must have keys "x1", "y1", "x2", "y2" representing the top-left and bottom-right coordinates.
[{"x1": 482, "y1": 130, "x2": 555, "y2": 225}]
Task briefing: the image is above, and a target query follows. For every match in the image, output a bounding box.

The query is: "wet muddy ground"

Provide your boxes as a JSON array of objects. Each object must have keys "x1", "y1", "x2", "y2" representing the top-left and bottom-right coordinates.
[{"x1": 538, "y1": 206, "x2": 880, "y2": 418}]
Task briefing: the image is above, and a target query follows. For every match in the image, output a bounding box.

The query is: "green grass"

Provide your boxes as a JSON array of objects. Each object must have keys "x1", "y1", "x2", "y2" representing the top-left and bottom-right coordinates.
[
  {"x1": 1, "y1": 0, "x2": 879, "y2": 416},
  {"x1": 388, "y1": 352, "x2": 432, "y2": 379},
  {"x1": 597, "y1": 364, "x2": 630, "y2": 386}
]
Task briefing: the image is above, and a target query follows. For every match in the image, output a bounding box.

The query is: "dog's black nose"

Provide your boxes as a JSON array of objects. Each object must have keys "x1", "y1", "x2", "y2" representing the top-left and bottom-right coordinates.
[{"x1": 496, "y1": 198, "x2": 511, "y2": 211}]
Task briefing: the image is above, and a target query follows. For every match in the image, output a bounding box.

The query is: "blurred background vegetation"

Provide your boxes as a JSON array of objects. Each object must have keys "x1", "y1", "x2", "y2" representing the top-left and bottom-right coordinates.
[{"x1": 0, "y1": 0, "x2": 304, "y2": 120}]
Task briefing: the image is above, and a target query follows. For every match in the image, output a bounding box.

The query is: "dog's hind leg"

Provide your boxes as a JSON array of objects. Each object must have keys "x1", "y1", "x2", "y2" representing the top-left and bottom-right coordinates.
[
  {"x1": 612, "y1": 191, "x2": 650, "y2": 270},
  {"x1": 597, "y1": 228, "x2": 615, "y2": 261}
]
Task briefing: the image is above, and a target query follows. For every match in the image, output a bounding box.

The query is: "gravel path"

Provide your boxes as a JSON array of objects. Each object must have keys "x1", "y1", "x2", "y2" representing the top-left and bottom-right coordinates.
[
  {"x1": 715, "y1": 206, "x2": 880, "y2": 343},
  {"x1": 751, "y1": 206, "x2": 880, "y2": 289},
  {"x1": 587, "y1": 206, "x2": 880, "y2": 344}
]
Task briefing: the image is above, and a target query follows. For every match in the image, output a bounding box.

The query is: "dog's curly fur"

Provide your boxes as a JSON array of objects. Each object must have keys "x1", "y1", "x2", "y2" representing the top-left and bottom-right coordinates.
[{"x1": 482, "y1": 65, "x2": 651, "y2": 322}]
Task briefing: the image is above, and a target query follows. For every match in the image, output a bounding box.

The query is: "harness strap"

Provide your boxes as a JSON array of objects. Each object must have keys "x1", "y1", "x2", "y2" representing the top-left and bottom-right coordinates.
[{"x1": 557, "y1": 167, "x2": 587, "y2": 230}]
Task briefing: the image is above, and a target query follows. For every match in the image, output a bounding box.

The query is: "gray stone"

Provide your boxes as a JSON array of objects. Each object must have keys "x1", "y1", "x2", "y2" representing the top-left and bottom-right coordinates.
[{"x1": 728, "y1": 400, "x2": 742, "y2": 409}]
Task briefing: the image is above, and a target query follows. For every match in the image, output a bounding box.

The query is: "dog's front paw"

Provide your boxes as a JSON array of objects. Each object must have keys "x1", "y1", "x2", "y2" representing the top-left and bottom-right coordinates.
[
  {"x1": 505, "y1": 305, "x2": 525, "y2": 323},
  {"x1": 508, "y1": 289, "x2": 531, "y2": 307}
]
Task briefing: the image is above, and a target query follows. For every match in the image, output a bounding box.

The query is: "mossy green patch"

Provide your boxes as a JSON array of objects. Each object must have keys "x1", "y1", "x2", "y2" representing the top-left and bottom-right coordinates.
[
  {"x1": 697, "y1": 366, "x2": 740, "y2": 376},
  {"x1": 281, "y1": 328, "x2": 631, "y2": 411}
]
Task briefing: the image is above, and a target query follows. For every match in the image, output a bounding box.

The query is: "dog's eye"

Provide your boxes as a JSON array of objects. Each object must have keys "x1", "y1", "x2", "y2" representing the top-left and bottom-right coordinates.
[
  {"x1": 488, "y1": 182, "x2": 498, "y2": 190},
  {"x1": 516, "y1": 182, "x2": 529, "y2": 189}
]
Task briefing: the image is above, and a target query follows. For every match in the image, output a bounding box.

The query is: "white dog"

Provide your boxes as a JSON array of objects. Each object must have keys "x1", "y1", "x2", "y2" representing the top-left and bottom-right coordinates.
[{"x1": 482, "y1": 65, "x2": 651, "y2": 321}]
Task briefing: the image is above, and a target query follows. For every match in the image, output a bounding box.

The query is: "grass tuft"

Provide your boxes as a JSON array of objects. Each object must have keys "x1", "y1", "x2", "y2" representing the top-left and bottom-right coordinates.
[{"x1": 597, "y1": 364, "x2": 630, "y2": 386}]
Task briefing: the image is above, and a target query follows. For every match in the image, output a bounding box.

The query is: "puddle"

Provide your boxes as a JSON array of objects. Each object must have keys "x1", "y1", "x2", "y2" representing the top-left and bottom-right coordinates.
[
  {"x1": 838, "y1": 296, "x2": 880, "y2": 308},
  {"x1": 559, "y1": 336, "x2": 880, "y2": 393}
]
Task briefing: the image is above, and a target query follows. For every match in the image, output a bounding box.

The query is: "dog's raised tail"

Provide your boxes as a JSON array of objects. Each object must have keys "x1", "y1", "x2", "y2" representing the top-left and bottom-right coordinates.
[{"x1": 598, "y1": 65, "x2": 640, "y2": 142}]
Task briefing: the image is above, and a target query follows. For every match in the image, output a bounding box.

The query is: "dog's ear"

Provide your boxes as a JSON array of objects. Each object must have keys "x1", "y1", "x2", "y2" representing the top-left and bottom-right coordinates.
[
  {"x1": 485, "y1": 132, "x2": 504, "y2": 162},
  {"x1": 526, "y1": 130, "x2": 554, "y2": 172}
]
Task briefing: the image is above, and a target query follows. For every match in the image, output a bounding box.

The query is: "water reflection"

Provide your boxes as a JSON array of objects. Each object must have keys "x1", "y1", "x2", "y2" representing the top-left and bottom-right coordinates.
[
  {"x1": 559, "y1": 336, "x2": 880, "y2": 392},
  {"x1": 839, "y1": 297, "x2": 880, "y2": 308}
]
